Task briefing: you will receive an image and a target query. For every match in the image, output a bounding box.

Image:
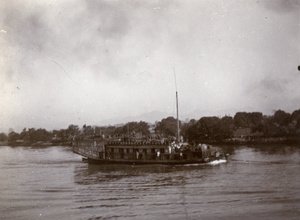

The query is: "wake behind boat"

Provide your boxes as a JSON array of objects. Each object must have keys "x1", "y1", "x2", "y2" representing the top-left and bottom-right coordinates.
[{"x1": 72, "y1": 138, "x2": 226, "y2": 165}]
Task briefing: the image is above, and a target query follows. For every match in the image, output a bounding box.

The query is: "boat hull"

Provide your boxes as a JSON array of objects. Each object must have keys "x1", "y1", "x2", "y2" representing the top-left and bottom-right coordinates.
[
  {"x1": 72, "y1": 141, "x2": 227, "y2": 165},
  {"x1": 87, "y1": 157, "x2": 210, "y2": 165}
]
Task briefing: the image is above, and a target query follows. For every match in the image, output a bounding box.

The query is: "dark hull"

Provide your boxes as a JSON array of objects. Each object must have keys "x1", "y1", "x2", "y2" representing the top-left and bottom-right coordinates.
[
  {"x1": 73, "y1": 144, "x2": 226, "y2": 165},
  {"x1": 87, "y1": 157, "x2": 220, "y2": 165}
]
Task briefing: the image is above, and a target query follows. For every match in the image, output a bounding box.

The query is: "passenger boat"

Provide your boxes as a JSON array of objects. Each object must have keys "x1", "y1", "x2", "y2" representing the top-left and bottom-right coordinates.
[
  {"x1": 72, "y1": 91, "x2": 227, "y2": 165},
  {"x1": 73, "y1": 139, "x2": 226, "y2": 165}
]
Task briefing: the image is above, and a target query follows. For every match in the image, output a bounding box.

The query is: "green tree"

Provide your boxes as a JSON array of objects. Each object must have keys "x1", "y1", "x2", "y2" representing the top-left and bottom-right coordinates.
[
  {"x1": 0, "y1": 133, "x2": 7, "y2": 141},
  {"x1": 197, "y1": 117, "x2": 220, "y2": 139},
  {"x1": 103, "y1": 126, "x2": 117, "y2": 137},
  {"x1": 183, "y1": 116, "x2": 234, "y2": 143},
  {"x1": 181, "y1": 119, "x2": 197, "y2": 143},
  {"x1": 8, "y1": 131, "x2": 20, "y2": 143},
  {"x1": 273, "y1": 110, "x2": 291, "y2": 126},
  {"x1": 123, "y1": 121, "x2": 150, "y2": 136},
  {"x1": 35, "y1": 128, "x2": 51, "y2": 141},
  {"x1": 217, "y1": 116, "x2": 234, "y2": 139},
  {"x1": 181, "y1": 119, "x2": 196, "y2": 138},
  {"x1": 291, "y1": 109, "x2": 300, "y2": 130},
  {"x1": 155, "y1": 117, "x2": 180, "y2": 137},
  {"x1": 19, "y1": 128, "x2": 29, "y2": 141},
  {"x1": 57, "y1": 129, "x2": 67, "y2": 141},
  {"x1": 28, "y1": 128, "x2": 36, "y2": 142},
  {"x1": 67, "y1": 124, "x2": 80, "y2": 137},
  {"x1": 234, "y1": 112, "x2": 249, "y2": 128}
]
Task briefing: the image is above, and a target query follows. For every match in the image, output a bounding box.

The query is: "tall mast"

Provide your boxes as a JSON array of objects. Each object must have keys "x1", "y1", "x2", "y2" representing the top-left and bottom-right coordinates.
[
  {"x1": 176, "y1": 91, "x2": 180, "y2": 142},
  {"x1": 174, "y1": 68, "x2": 180, "y2": 142}
]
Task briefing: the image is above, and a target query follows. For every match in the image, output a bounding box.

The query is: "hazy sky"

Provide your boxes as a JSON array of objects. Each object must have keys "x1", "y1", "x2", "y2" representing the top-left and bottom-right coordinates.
[{"x1": 1, "y1": 0, "x2": 299, "y2": 132}]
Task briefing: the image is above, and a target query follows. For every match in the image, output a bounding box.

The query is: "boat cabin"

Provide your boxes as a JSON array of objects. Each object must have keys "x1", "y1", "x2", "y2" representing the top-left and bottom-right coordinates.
[{"x1": 72, "y1": 139, "x2": 207, "y2": 163}]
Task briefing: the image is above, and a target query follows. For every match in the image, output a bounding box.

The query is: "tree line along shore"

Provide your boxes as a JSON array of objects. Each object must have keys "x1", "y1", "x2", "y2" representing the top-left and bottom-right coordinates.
[{"x1": 1, "y1": 109, "x2": 300, "y2": 147}]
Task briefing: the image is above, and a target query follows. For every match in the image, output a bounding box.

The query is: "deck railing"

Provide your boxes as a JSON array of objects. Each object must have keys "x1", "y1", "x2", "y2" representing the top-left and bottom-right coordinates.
[{"x1": 73, "y1": 140, "x2": 219, "y2": 161}]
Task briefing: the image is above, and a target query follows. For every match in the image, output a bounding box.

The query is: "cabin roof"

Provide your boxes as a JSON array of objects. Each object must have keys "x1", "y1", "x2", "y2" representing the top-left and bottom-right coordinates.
[{"x1": 106, "y1": 145, "x2": 167, "y2": 149}]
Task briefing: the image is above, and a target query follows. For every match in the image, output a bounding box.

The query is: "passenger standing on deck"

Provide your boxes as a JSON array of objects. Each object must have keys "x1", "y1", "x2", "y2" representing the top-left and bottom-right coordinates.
[
  {"x1": 157, "y1": 150, "x2": 160, "y2": 160},
  {"x1": 165, "y1": 148, "x2": 169, "y2": 160}
]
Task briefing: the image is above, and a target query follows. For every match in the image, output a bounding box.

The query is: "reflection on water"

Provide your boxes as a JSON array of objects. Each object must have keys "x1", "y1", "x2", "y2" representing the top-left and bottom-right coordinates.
[
  {"x1": 0, "y1": 145, "x2": 299, "y2": 219},
  {"x1": 72, "y1": 163, "x2": 221, "y2": 219},
  {"x1": 74, "y1": 163, "x2": 210, "y2": 186}
]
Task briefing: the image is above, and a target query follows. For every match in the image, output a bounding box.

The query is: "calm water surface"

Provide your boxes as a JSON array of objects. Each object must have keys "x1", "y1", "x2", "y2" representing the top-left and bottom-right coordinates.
[{"x1": 0, "y1": 145, "x2": 299, "y2": 220}]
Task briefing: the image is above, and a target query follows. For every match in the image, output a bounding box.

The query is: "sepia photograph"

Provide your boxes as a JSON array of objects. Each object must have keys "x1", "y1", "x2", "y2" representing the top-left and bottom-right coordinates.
[{"x1": 0, "y1": 0, "x2": 299, "y2": 219}]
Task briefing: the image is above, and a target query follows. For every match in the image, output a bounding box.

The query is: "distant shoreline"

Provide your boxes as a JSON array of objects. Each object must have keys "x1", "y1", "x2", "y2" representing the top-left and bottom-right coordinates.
[
  {"x1": 1, "y1": 137, "x2": 299, "y2": 147},
  {"x1": 0, "y1": 141, "x2": 71, "y2": 147},
  {"x1": 200, "y1": 137, "x2": 300, "y2": 146}
]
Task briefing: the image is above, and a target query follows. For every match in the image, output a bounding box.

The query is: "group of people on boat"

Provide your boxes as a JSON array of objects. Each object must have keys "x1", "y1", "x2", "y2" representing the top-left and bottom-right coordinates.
[
  {"x1": 127, "y1": 142, "x2": 218, "y2": 161},
  {"x1": 73, "y1": 137, "x2": 224, "y2": 162},
  {"x1": 106, "y1": 139, "x2": 171, "y2": 146},
  {"x1": 72, "y1": 88, "x2": 228, "y2": 164}
]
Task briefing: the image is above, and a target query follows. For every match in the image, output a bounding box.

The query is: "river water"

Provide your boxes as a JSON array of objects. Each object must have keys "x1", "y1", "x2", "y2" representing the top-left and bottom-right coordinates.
[{"x1": 0, "y1": 145, "x2": 299, "y2": 220}]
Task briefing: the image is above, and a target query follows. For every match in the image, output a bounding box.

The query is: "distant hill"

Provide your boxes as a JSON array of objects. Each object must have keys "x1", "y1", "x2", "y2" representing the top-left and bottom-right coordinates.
[
  {"x1": 186, "y1": 107, "x2": 263, "y2": 120},
  {"x1": 98, "y1": 107, "x2": 266, "y2": 126},
  {"x1": 99, "y1": 110, "x2": 172, "y2": 125}
]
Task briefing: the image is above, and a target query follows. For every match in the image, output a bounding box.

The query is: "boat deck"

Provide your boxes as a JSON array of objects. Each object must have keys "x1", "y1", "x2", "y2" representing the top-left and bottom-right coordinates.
[{"x1": 73, "y1": 144, "x2": 219, "y2": 165}]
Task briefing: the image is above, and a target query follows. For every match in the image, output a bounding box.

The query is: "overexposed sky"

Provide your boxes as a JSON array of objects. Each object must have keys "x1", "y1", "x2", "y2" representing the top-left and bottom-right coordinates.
[{"x1": 1, "y1": 0, "x2": 299, "y2": 132}]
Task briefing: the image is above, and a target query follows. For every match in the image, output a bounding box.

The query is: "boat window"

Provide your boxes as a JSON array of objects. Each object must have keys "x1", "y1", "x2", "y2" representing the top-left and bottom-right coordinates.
[{"x1": 119, "y1": 148, "x2": 124, "y2": 159}]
